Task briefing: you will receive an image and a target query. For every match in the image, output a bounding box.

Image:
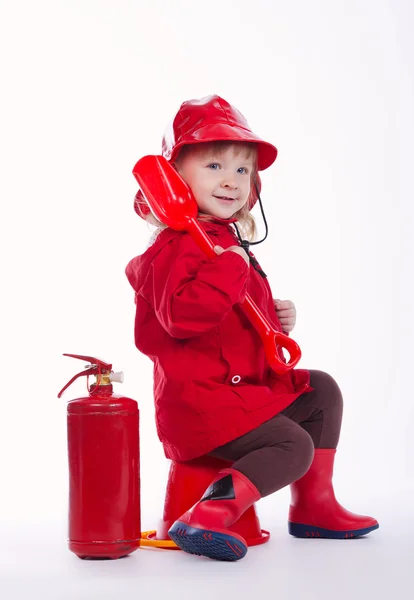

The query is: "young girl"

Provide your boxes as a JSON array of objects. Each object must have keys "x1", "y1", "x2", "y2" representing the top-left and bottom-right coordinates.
[{"x1": 126, "y1": 95, "x2": 378, "y2": 561}]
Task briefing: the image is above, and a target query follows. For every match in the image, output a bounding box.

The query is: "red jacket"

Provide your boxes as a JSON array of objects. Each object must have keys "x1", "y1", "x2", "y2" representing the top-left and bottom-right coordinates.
[{"x1": 126, "y1": 218, "x2": 312, "y2": 461}]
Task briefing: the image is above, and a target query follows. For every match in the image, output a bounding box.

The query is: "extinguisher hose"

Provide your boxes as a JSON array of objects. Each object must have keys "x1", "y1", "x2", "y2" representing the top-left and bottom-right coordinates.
[{"x1": 140, "y1": 530, "x2": 179, "y2": 549}]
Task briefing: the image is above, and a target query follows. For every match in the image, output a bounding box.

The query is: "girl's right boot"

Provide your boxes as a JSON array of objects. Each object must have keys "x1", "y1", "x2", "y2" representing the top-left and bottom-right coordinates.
[{"x1": 168, "y1": 468, "x2": 261, "y2": 561}]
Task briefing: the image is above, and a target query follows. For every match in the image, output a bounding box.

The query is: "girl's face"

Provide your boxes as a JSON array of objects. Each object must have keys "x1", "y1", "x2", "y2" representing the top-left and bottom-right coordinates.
[{"x1": 175, "y1": 144, "x2": 255, "y2": 219}]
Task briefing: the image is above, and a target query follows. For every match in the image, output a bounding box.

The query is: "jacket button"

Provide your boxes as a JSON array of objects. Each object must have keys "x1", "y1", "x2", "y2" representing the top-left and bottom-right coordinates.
[{"x1": 231, "y1": 375, "x2": 241, "y2": 384}]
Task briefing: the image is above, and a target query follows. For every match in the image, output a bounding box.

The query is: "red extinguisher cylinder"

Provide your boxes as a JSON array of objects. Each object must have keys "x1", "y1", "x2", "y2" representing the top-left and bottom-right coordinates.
[{"x1": 60, "y1": 354, "x2": 140, "y2": 560}]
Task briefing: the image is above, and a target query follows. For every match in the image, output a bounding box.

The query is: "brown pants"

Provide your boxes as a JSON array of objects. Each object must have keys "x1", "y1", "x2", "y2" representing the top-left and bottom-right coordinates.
[{"x1": 208, "y1": 370, "x2": 343, "y2": 497}]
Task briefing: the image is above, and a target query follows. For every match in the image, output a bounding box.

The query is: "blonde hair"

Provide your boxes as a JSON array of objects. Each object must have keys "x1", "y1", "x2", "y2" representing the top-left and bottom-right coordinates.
[{"x1": 144, "y1": 141, "x2": 259, "y2": 242}]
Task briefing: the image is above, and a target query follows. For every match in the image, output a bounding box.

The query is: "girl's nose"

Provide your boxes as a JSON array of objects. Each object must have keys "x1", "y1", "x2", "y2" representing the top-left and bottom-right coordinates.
[{"x1": 221, "y1": 176, "x2": 237, "y2": 189}]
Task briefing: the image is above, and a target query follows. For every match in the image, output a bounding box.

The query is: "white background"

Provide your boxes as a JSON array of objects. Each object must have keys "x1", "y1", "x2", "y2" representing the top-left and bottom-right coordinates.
[{"x1": 1, "y1": 0, "x2": 413, "y2": 598}]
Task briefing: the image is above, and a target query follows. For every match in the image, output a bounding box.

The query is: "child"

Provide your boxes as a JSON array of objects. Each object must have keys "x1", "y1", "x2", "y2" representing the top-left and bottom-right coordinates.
[{"x1": 126, "y1": 95, "x2": 378, "y2": 561}]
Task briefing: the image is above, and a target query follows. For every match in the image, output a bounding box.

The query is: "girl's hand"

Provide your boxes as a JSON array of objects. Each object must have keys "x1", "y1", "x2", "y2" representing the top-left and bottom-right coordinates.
[
  {"x1": 214, "y1": 245, "x2": 250, "y2": 267},
  {"x1": 274, "y1": 299, "x2": 296, "y2": 333}
]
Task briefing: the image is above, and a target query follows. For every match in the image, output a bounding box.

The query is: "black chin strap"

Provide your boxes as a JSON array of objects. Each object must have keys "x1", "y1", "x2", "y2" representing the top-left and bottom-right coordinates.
[{"x1": 233, "y1": 183, "x2": 268, "y2": 278}]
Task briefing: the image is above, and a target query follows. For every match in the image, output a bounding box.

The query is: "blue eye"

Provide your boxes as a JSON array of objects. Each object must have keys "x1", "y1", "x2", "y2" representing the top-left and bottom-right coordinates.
[
  {"x1": 208, "y1": 163, "x2": 220, "y2": 170},
  {"x1": 238, "y1": 167, "x2": 248, "y2": 174}
]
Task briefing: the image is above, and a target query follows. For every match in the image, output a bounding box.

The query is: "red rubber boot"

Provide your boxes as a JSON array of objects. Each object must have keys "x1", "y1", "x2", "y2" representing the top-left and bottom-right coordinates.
[
  {"x1": 168, "y1": 468, "x2": 261, "y2": 561},
  {"x1": 288, "y1": 448, "x2": 379, "y2": 538}
]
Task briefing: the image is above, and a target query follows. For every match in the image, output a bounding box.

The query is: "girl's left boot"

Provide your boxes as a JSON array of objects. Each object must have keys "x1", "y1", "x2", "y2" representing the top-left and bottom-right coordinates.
[
  {"x1": 288, "y1": 448, "x2": 379, "y2": 539},
  {"x1": 168, "y1": 468, "x2": 261, "y2": 561}
]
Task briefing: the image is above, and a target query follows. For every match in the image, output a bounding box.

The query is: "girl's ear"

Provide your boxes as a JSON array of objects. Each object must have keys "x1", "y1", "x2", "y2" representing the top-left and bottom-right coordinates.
[
  {"x1": 247, "y1": 172, "x2": 261, "y2": 210},
  {"x1": 247, "y1": 179, "x2": 257, "y2": 210}
]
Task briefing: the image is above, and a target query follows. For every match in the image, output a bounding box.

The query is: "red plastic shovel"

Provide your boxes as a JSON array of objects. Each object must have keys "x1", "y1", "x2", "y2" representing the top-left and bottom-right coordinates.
[{"x1": 132, "y1": 155, "x2": 301, "y2": 375}]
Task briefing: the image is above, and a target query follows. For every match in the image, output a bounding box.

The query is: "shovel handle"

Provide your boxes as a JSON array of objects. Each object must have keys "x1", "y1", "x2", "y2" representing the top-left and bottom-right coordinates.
[{"x1": 185, "y1": 219, "x2": 301, "y2": 374}]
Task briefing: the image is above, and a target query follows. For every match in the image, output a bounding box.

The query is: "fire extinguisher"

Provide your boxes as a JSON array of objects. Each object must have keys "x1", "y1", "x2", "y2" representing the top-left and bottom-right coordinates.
[{"x1": 58, "y1": 353, "x2": 141, "y2": 560}]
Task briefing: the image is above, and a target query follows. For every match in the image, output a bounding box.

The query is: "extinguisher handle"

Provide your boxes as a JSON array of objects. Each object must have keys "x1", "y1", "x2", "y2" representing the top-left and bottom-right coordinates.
[
  {"x1": 57, "y1": 366, "x2": 97, "y2": 398},
  {"x1": 63, "y1": 353, "x2": 112, "y2": 370}
]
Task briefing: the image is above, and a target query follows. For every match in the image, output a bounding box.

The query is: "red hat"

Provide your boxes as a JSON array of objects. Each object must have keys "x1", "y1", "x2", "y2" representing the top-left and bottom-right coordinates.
[{"x1": 134, "y1": 95, "x2": 277, "y2": 219}]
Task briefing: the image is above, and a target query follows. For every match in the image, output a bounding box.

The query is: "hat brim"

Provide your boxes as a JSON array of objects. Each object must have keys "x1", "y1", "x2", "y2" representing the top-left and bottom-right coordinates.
[{"x1": 167, "y1": 123, "x2": 277, "y2": 171}]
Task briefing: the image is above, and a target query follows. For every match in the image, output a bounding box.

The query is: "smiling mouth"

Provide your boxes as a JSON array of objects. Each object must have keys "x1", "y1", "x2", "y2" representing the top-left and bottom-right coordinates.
[{"x1": 214, "y1": 195, "x2": 238, "y2": 202}]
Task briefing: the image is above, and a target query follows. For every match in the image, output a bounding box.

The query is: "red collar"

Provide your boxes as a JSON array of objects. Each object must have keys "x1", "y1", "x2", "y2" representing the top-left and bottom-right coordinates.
[
  {"x1": 150, "y1": 217, "x2": 238, "y2": 250},
  {"x1": 199, "y1": 216, "x2": 238, "y2": 232}
]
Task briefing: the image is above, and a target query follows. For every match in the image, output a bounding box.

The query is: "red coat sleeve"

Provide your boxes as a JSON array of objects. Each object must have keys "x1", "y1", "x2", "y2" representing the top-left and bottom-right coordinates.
[{"x1": 143, "y1": 233, "x2": 250, "y2": 339}]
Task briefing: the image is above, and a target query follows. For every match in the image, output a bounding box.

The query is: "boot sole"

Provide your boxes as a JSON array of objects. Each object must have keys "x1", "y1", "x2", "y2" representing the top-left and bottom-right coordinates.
[
  {"x1": 288, "y1": 522, "x2": 379, "y2": 539},
  {"x1": 168, "y1": 521, "x2": 248, "y2": 561}
]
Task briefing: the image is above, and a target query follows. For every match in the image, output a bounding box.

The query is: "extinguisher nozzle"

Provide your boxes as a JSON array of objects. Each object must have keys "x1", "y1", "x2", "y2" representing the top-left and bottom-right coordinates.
[{"x1": 110, "y1": 371, "x2": 124, "y2": 384}]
